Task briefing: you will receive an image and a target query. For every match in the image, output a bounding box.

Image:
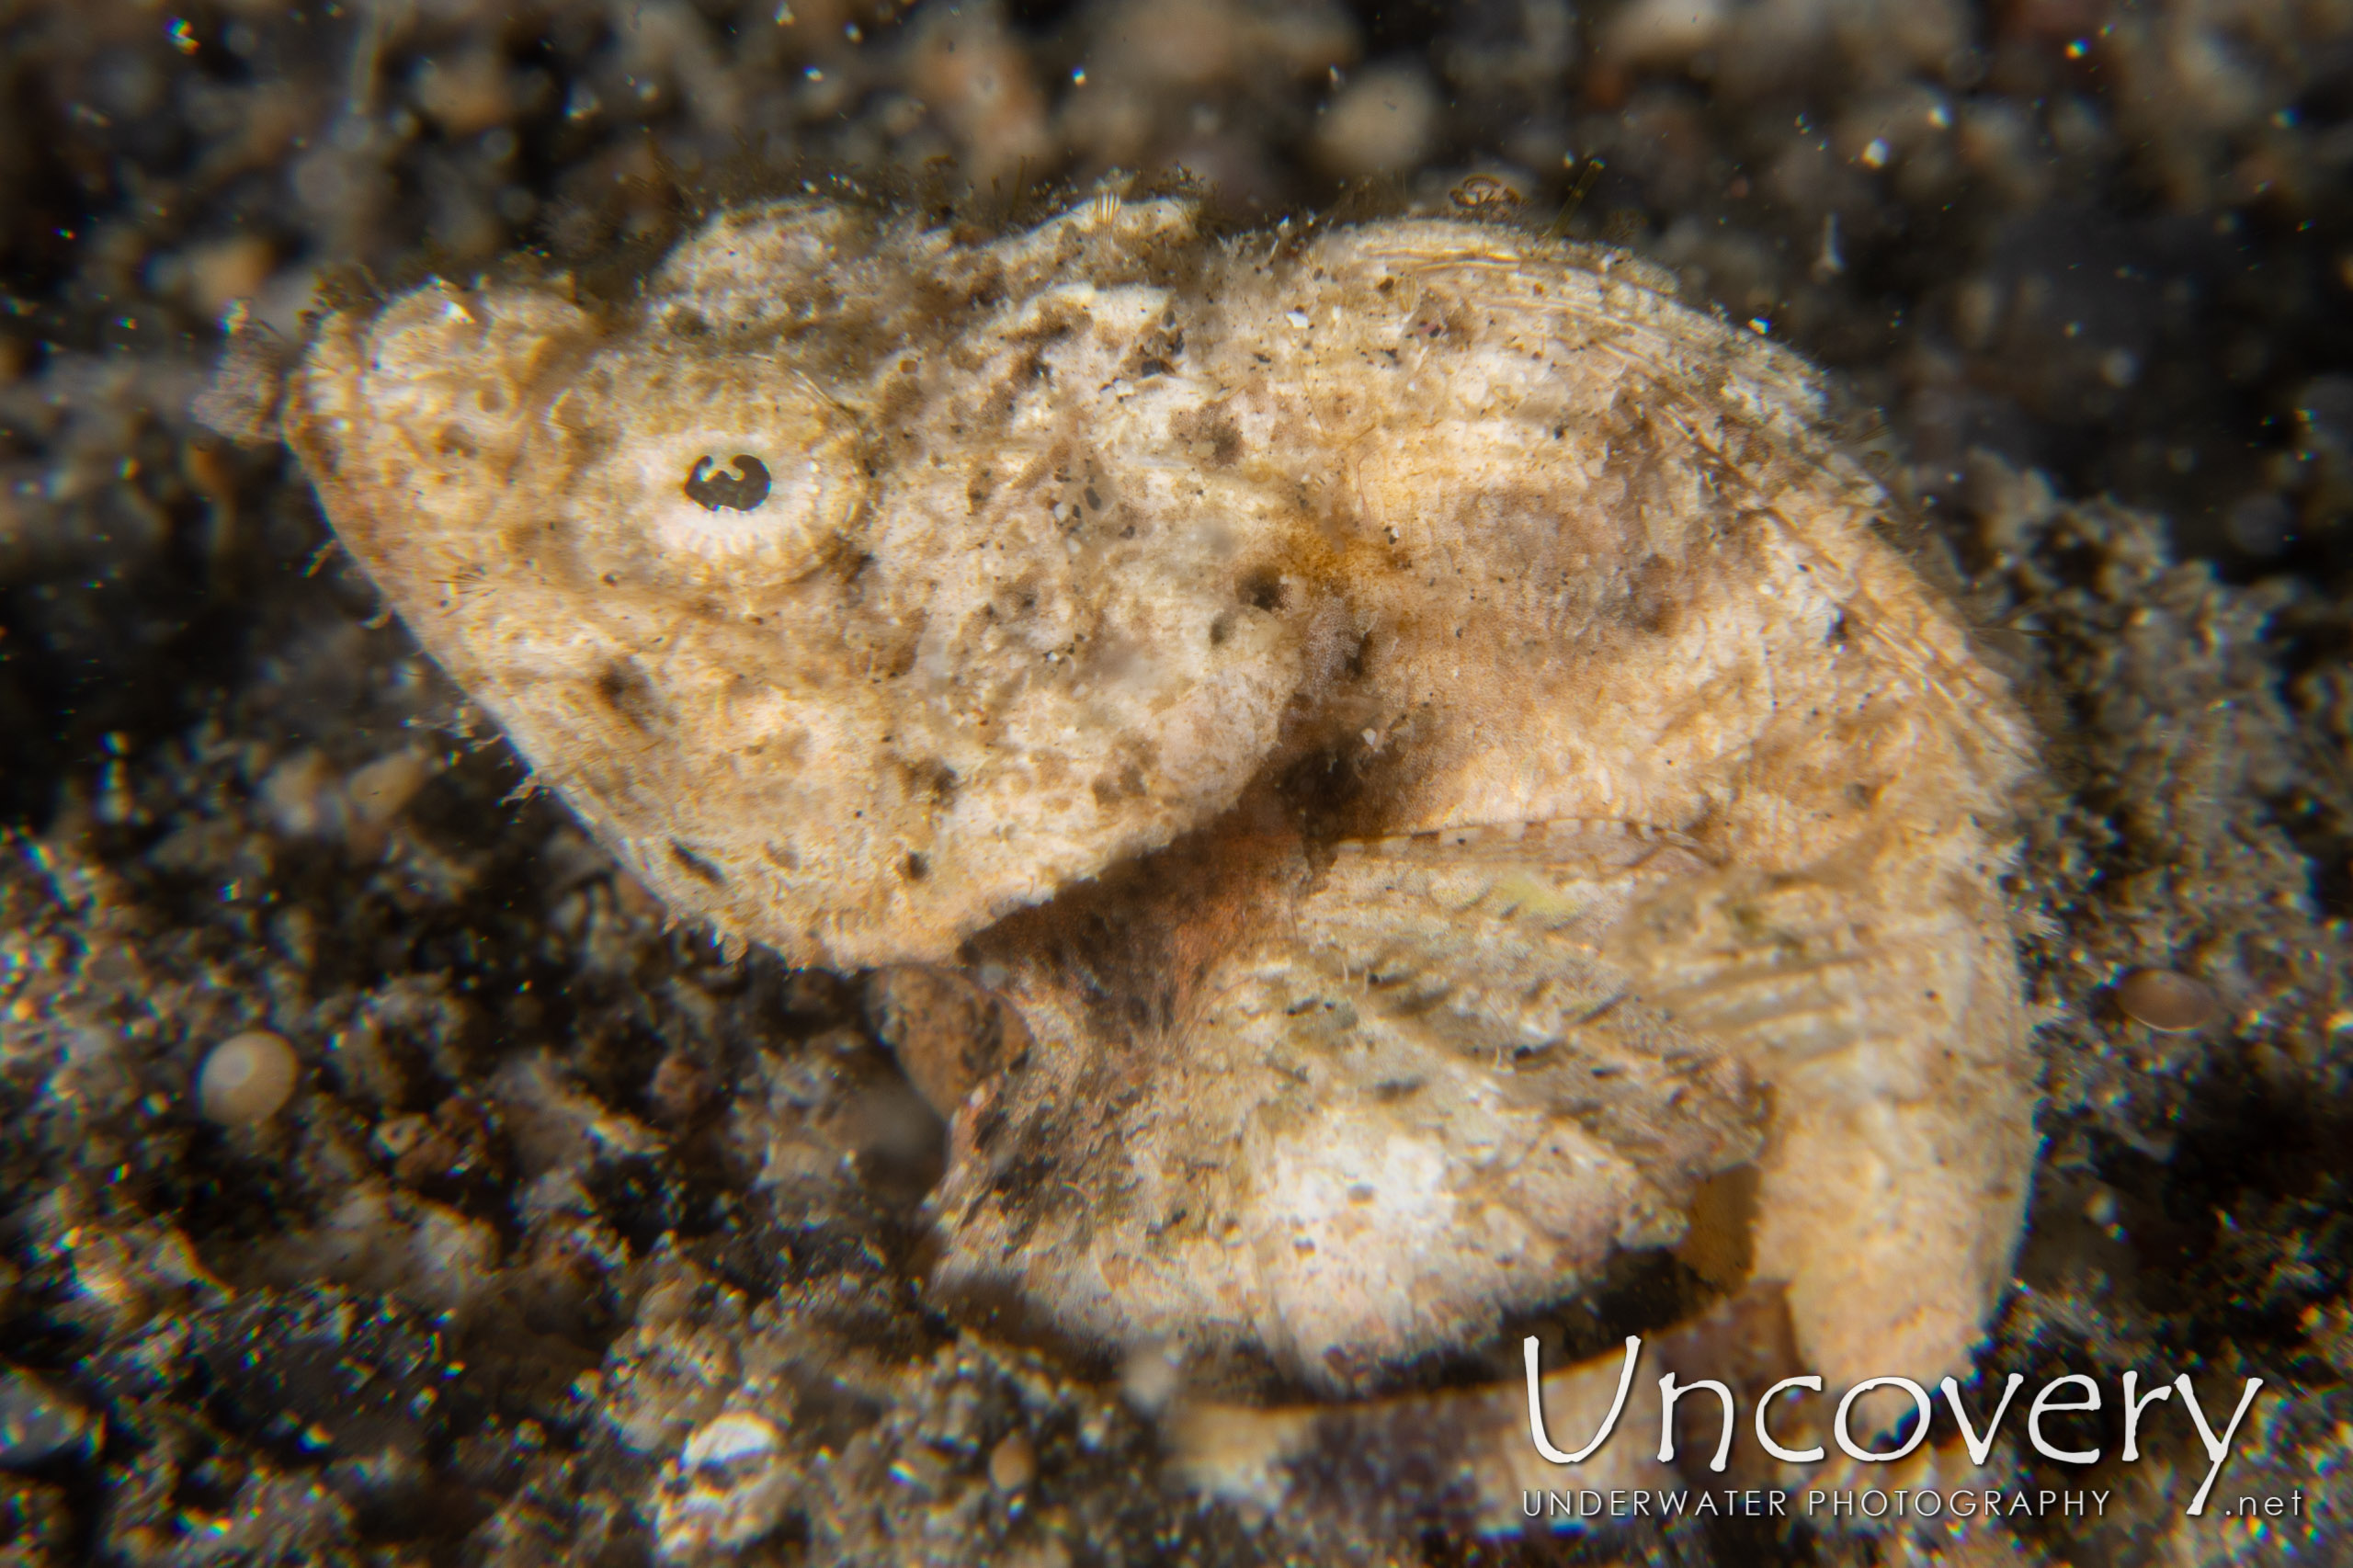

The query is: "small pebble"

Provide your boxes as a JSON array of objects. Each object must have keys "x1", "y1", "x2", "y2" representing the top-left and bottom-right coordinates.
[
  {"x1": 2115, "y1": 968, "x2": 2222, "y2": 1033},
  {"x1": 1311, "y1": 62, "x2": 1438, "y2": 177},
  {"x1": 0, "y1": 1369, "x2": 90, "y2": 1469},
  {"x1": 1120, "y1": 1340, "x2": 1182, "y2": 1415},
  {"x1": 988, "y1": 1430, "x2": 1036, "y2": 1493},
  {"x1": 344, "y1": 748, "x2": 437, "y2": 826},
  {"x1": 198, "y1": 1030, "x2": 301, "y2": 1124}
]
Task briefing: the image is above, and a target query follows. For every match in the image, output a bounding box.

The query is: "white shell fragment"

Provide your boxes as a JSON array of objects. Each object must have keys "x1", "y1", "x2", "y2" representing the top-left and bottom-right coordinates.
[
  {"x1": 286, "y1": 197, "x2": 2039, "y2": 1443},
  {"x1": 197, "y1": 1029, "x2": 301, "y2": 1125},
  {"x1": 653, "y1": 1412, "x2": 797, "y2": 1560}
]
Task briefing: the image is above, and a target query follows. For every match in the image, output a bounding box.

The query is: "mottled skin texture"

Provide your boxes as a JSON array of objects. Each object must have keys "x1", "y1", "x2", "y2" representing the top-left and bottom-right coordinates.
[{"x1": 286, "y1": 198, "x2": 2037, "y2": 1463}]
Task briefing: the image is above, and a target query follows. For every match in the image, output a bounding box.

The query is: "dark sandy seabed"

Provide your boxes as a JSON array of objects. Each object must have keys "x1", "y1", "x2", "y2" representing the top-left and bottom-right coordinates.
[{"x1": 6, "y1": 0, "x2": 2353, "y2": 1563}]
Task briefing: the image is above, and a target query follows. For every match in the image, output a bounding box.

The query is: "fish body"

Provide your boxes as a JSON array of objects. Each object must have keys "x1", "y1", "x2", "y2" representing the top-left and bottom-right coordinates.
[{"x1": 286, "y1": 198, "x2": 2037, "y2": 1454}]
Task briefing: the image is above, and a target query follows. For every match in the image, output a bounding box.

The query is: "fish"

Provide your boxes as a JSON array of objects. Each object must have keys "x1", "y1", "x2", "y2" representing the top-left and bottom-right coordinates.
[{"x1": 283, "y1": 191, "x2": 2038, "y2": 1516}]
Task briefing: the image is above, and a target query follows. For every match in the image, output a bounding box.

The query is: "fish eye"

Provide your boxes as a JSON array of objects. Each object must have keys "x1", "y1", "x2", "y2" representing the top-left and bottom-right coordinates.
[{"x1": 683, "y1": 454, "x2": 772, "y2": 512}]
